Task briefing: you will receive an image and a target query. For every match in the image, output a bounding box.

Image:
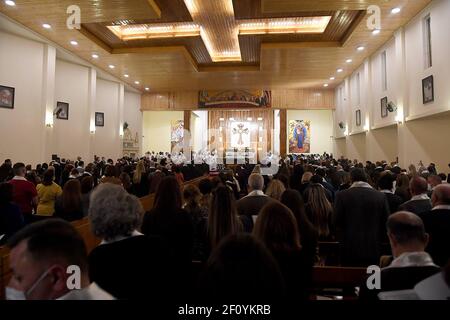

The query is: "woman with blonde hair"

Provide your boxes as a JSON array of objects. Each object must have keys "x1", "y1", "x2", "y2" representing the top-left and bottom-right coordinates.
[
  {"x1": 132, "y1": 160, "x2": 149, "y2": 197},
  {"x1": 265, "y1": 179, "x2": 286, "y2": 201},
  {"x1": 304, "y1": 184, "x2": 334, "y2": 241}
]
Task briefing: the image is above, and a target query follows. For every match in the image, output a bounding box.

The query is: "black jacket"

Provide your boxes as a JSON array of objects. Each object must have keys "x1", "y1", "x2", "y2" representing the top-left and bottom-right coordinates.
[
  {"x1": 382, "y1": 192, "x2": 404, "y2": 214},
  {"x1": 334, "y1": 186, "x2": 390, "y2": 266},
  {"x1": 399, "y1": 198, "x2": 432, "y2": 216},
  {"x1": 420, "y1": 208, "x2": 450, "y2": 266}
]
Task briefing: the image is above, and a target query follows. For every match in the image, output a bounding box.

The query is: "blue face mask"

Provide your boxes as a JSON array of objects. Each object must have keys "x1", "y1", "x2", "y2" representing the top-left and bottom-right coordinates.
[{"x1": 5, "y1": 268, "x2": 51, "y2": 300}]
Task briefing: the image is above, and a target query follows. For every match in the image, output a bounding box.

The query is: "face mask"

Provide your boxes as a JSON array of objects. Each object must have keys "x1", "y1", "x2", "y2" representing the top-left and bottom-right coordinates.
[{"x1": 5, "y1": 268, "x2": 51, "y2": 300}]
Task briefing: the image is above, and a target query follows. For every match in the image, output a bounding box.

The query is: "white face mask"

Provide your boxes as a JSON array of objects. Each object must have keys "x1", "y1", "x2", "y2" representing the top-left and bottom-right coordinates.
[{"x1": 5, "y1": 268, "x2": 51, "y2": 300}]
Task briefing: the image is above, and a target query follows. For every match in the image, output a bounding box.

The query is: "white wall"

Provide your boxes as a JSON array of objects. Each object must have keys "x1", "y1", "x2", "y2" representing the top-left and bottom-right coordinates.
[
  {"x1": 287, "y1": 109, "x2": 333, "y2": 154},
  {"x1": 142, "y1": 111, "x2": 184, "y2": 153},
  {"x1": 334, "y1": 0, "x2": 450, "y2": 170},
  {"x1": 53, "y1": 59, "x2": 90, "y2": 160},
  {"x1": 0, "y1": 31, "x2": 45, "y2": 166},
  {"x1": 0, "y1": 30, "x2": 142, "y2": 165},
  {"x1": 124, "y1": 91, "x2": 143, "y2": 155}
]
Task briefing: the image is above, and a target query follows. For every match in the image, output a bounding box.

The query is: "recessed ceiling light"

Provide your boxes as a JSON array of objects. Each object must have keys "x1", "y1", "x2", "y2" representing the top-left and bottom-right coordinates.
[
  {"x1": 42, "y1": 23, "x2": 51, "y2": 29},
  {"x1": 391, "y1": 7, "x2": 401, "y2": 14},
  {"x1": 323, "y1": 84, "x2": 329, "y2": 87},
  {"x1": 70, "y1": 40, "x2": 78, "y2": 46},
  {"x1": 91, "y1": 54, "x2": 99, "y2": 59},
  {"x1": 372, "y1": 29, "x2": 380, "y2": 35},
  {"x1": 330, "y1": 77, "x2": 335, "y2": 80},
  {"x1": 124, "y1": 74, "x2": 129, "y2": 78},
  {"x1": 357, "y1": 46, "x2": 365, "y2": 51},
  {"x1": 134, "y1": 81, "x2": 140, "y2": 85},
  {"x1": 5, "y1": 1, "x2": 15, "y2": 6},
  {"x1": 145, "y1": 87, "x2": 150, "y2": 91},
  {"x1": 346, "y1": 59, "x2": 353, "y2": 63},
  {"x1": 337, "y1": 68, "x2": 343, "y2": 73},
  {"x1": 108, "y1": 65, "x2": 115, "y2": 69}
]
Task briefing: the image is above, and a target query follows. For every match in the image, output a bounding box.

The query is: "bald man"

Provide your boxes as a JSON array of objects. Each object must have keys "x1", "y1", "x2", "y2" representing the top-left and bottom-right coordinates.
[
  {"x1": 360, "y1": 212, "x2": 440, "y2": 300},
  {"x1": 420, "y1": 184, "x2": 450, "y2": 266},
  {"x1": 399, "y1": 176, "x2": 432, "y2": 215}
]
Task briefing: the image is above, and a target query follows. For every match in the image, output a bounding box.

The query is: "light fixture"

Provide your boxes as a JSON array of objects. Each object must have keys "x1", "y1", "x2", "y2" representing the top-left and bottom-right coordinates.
[
  {"x1": 91, "y1": 54, "x2": 99, "y2": 59},
  {"x1": 257, "y1": 117, "x2": 263, "y2": 121},
  {"x1": 4, "y1": 1, "x2": 15, "y2": 6},
  {"x1": 363, "y1": 123, "x2": 370, "y2": 131},
  {"x1": 134, "y1": 81, "x2": 140, "y2": 85},
  {"x1": 247, "y1": 117, "x2": 252, "y2": 121},
  {"x1": 108, "y1": 65, "x2": 115, "y2": 69},
  {"x1": 124, "y1": 74, "x2": 129, "y2": 78},
  {"x1": 145, "y1": 87, "x2": 150, "y2": 91},
  {"x1": 70, "y1": 40, "x2": 78, "y2": 46},
  {"x1": 391, "y1": 7, "x2": 401, "y2": 14},
  {"x1": 323, "y1": 84, "x2": 329, "y2": 87},
  {"x1": 337, "y1": 68, "x2": 343, "y2": 73},
  {"x1": 229, "y1": 118, "x2": 235, "y2": 121},
  {"x1": 42, "y1": 23, "x2": 51, "y2": 29},
  {"x1": 330, "y1": 77, "x2": 335, "y2": 80},
  {"x1": 346, "y1": 59, "x2": 353, "y2": 63},
  {"x1": 372, "y1": 29, "x2": 380, "y2": 35},
  {"x1": 357, "y1": 46, "x2": 365, "y2": 51},
  {"x1": 219, "y1": 118, "x2": 225, "y2": 121}
]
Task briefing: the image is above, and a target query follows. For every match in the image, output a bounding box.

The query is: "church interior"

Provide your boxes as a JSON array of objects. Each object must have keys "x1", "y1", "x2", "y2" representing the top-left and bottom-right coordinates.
[{"x1": 0, "y1": 0, "x2": 449, "y2": 307}]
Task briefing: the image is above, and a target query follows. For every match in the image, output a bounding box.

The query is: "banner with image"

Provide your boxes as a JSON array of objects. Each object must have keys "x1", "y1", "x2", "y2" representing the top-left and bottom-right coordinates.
[{"x1": 288, "y1": 120, "x2": 311, "y2": 154}]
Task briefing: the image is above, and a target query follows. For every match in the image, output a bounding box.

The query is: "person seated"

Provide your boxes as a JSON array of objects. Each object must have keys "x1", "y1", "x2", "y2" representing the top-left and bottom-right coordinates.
[
  {"x1": 198, "y1": 178, "x2": 213, "y2": 210},
  {"x1": 6, "y1": 219, "x2": 113, "y2": 300},
  {"x1": 265, "y1": 179, "x2": 286, "y2": 201},
  {"x1": 198, "y1": 233, "x2": 285, "y2": 302},
  {"x1": 303, "y1": 183, "x2": 334, "y2": 241},
  {"x1": 359, "y1": 212, "x2": 440, "y2": 300},
  {"x1": 236, "y1": 174, "x2": 273, "y2": 227},
  {"x1": 88, "y1": 183, "x2": 171, "y2": 300},
  {"x1": 0, "y1": 182, "x2": 24, "y2": 245},
  {"x1": 254, "y1": 202, "x2": 313, "y2": 300},
  {"x1": 378, "y1": 172, "x2": 404, "y2": 214},
  {"x1": 99, "y1": 165, "x2": 121, "y2": 185},
  {"x1": 399, "y1": 176, "x2": 432, "y2": 215},
  {"x1": 420, "y1": 184, "x2": 450, "y2": 266}
]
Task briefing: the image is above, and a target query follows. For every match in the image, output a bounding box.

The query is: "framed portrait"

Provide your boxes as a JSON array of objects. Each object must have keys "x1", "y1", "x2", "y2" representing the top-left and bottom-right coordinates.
[
  {"x1": 56, "y1": 101, "x2": 69, "y2": 120},
  {"x1": 95, "y1": 112, "x2": 104, "y2": 127},
  {"x1": 422, "y1": 75, "x2": 434, "y2": 104},
  {"x1": 356, "y1": 109, "x2": 362, "y2": 127},
  {"x1": 0, "y1": 85, "x2": 15, "y2": 109},
  {"x1": 381, "y1": 97, "x2": 388, "y2": 118}
]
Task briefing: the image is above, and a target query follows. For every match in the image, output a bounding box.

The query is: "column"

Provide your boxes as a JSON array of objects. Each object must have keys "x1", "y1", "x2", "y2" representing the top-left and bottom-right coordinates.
[
  {"x1": 279, "y1": 109, "x2": 287, "y2": 156},
  {"x1": 87, "y1": 68, "x2": 97, "y2": 161},
  {"x1": 41, "y1": 44, "x2": 56, "y2": 163}
]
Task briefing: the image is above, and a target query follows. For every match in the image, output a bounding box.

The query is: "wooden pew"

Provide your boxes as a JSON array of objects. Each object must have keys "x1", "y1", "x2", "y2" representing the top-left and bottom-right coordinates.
[{"x1": 311, "y1": 266, "x2": 368, "y2": 299}]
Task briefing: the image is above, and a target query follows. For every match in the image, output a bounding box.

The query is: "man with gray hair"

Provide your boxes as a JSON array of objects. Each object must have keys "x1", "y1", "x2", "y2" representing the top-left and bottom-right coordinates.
[
  {"x1": 421, "y1": 184, "x2": 450, "y2": 266},
  {"x1": 360, "y1": 212, "x2": 440, "y2": 300},
  {"x1": 236, "y1": 173, "x2": 273, "y2": 229},
  {"x1": 399, "y1": 176, "x2": 432, "y2": 215},
  {"x1": 88, "y1": 183, "x2": 171, "y2": 300}
]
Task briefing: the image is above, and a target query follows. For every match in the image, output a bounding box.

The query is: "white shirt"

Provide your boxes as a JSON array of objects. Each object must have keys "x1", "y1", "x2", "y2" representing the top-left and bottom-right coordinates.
[
  {"x1": 100, "y1": 230, "x2": 143, "y2": 245},
  {"x1": 12, "y1": 176, "x2": 27, "y2": 181},
  {"x1": 350, "y1": 181, "x2": 373, "y2": 189},
  {"x1": 432, "y1": 205, "x2": 450, "y2": 210},
  {"x1": 385, "y1": 252, "x2": 437, "y2": 269},
  {"x1": 246, "y1": 190, "x2": 266, "y2": 197},
  {"x1": 380, "y1": 189, "x2": 394, "y2": 194},
  {"x1": 410, "y1": 193, "x2": 430, "y2": 201},
  {"x1": 57, "y1": 282, "x2": 115, "y2": 300}
]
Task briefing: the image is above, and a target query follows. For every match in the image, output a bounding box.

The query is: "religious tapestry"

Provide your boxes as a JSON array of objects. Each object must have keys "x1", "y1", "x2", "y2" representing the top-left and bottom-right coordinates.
[
  {"x1": 198, "y1": 90, "x2": 271, "y2": 108},
  {"x1": 288, "y1": 120, "x2": 311, "y2": 154},
  {"x1": 170, "y1": 120, "x2": 184, "y2": 150}
]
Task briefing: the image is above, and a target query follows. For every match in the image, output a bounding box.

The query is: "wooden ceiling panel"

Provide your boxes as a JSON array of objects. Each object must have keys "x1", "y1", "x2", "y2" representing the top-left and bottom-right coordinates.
[{"x1": 0, "y1": 0, "x2": 432, "y2": 92}]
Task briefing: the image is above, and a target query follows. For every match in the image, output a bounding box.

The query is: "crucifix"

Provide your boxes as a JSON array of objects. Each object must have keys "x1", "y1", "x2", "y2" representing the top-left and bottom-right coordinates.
[
  {"x1": 108, "y1": 0, "x2": 332, "y2": 63},
  {"x1": 233, "y1": 123, "x2": 249, "y2": 145}
]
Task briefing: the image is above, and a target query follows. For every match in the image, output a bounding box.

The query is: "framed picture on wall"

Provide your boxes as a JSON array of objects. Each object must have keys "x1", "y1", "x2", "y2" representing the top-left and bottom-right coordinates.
[
  {"x1": 381, "y1": 97, "x2": 388, "y2": 118},
  {"x1": 422, "y1": 75, "x2": 434, "y2": 104},
  {"x1": 56, "y1": 101, "x2": 69, "y2": 120},
  {"x1": 356, "y1": 109, "x2": 362, "y2": 126},
  {"x1": 95, "y1": 112, "x2": 104, "y2": 127},
  {"x1": 0, "y1": 85, "x2": 15, "y2": 109}
]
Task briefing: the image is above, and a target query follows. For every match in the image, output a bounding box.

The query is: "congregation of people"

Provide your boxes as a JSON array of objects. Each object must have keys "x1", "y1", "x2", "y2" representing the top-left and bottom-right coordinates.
[{"x1": 0, "y1": 152, "x2": 449, "y2": 300}]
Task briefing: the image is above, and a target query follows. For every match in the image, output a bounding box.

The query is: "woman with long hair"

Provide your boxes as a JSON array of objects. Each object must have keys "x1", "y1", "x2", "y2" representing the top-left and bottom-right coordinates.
[
  {"x1": 304, "y1": 184, "x2": 334, "y2": 241},
  {"x1": 54, "y1": 179, "x2": 83, "y2": 221},
  {"x1": 132, "y1": 160, "x2": 149, "y2": 197},
  {"x1": 208, "y1": 186, "x2": 242, "y2": 250},
  {"x1": 253, "y1": 202, "x2": 312, "y2": 300},
  {"x1": 280, "y1": 189, "x2": 318, "y2": 266},
  {"x1": 265, "y1": 179, "x2": 286, "y2": 201},
  {"x1": 395, "y1": 173, "x2": 411, "y2": 203},
  {"x1": 36, "y1": 169, "x2": 62, "y2": 216}
]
